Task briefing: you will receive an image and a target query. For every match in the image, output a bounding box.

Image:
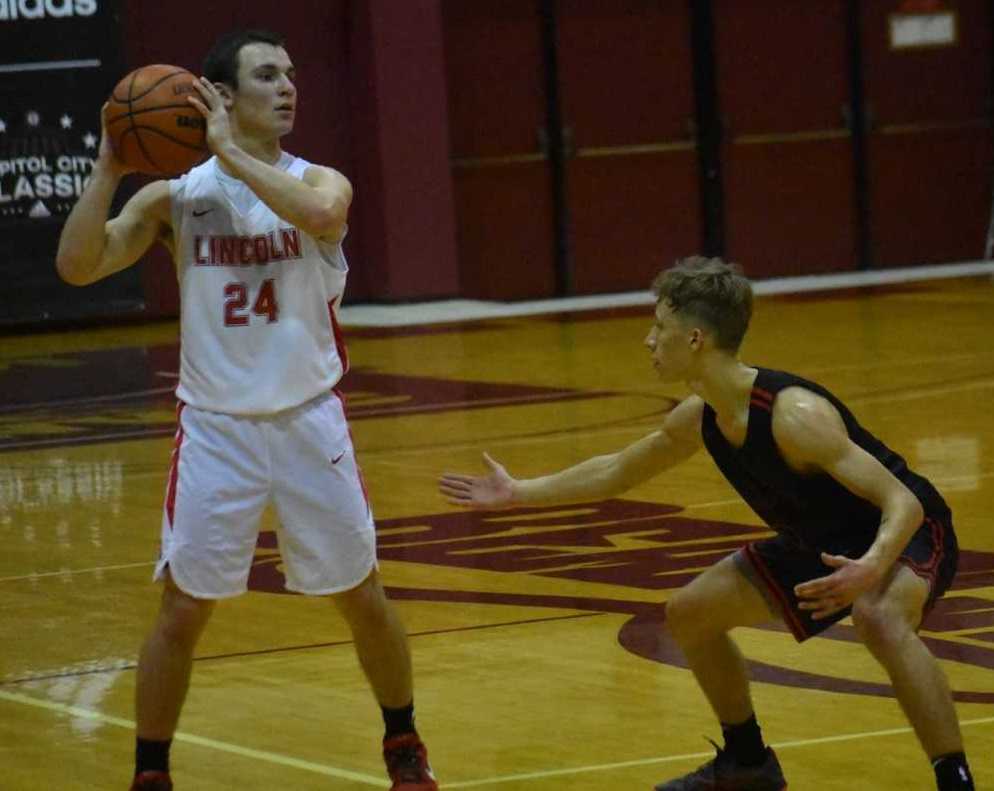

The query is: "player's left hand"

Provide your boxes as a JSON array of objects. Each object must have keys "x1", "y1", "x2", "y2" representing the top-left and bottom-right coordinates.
[
  {"x1": 794, "y1": 553, "x2": 883, "y2": 620},
  {"x1": 188, "y1": 77, "x2": 235, "y2": 156},
  {"x1": 96, "y1": 102, "x2": 137, "y2": 177}
]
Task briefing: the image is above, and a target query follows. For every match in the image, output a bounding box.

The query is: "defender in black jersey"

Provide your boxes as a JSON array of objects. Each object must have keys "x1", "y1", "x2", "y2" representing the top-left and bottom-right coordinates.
[
  {"x1": 704, "y1": 366, "x2": 957, "y2": 643},
  {"x1": 440, "y1": 257, "x2": 974, "y2": 791}
]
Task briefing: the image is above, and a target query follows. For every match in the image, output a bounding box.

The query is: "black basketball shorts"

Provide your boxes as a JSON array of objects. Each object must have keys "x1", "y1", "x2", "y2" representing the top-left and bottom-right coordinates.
[{"x1": 733, "y1": 512, "x2": 959, "y2": 641}]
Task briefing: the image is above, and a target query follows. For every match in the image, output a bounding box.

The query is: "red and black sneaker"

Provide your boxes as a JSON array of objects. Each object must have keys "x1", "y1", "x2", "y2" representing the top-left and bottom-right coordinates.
[
  {"x1": 130, "y1": 771, "x2": 173, "y2": 791},
  {"x1": 654, "y1": 741, "x2": 787, "y2": 790},
  {"x1": 383, "y1": 732, "x2": 438, "y2": 791}
]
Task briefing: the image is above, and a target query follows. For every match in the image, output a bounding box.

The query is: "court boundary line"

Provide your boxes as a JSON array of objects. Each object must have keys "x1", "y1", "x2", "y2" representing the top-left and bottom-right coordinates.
[
  {"x1": 0, "y1": 560, "x2": 155, "y2": 583},
  {"x1": 2, "y1": 685, "x2": 990, "y2": 787},
  {"x1": 0, "y1": 688, "x2": 390, "y2": 787},
  {"x1": 441, "y1": 716, "x2": 994, "y2": 787}
]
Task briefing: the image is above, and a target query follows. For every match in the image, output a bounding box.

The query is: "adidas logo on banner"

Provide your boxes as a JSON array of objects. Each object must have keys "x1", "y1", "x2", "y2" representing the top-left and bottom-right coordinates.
[
  {"x1": 0, "y1": 0, "x2": 98, "y2": 20},
  {"x1": 28, "y1": 200, "x2": 51, "y2": 218}
]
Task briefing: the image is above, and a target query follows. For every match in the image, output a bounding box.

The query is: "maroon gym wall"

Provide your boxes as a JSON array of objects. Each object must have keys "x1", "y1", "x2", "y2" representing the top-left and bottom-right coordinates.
[{"x1": 121, "y1": 2, "x2": 993, "y2": 311}]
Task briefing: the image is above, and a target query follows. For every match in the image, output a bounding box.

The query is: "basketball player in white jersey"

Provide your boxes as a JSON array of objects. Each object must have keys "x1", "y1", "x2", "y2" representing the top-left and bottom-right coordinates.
[{"x1": 56, "y1": 29, "x2": 438, "y2": 791}]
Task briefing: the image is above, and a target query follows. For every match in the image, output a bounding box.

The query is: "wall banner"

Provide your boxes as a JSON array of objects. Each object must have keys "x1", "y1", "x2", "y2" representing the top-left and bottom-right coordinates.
[{"x1": 0, "y1": 0, "x2": 141, "y2": 325}]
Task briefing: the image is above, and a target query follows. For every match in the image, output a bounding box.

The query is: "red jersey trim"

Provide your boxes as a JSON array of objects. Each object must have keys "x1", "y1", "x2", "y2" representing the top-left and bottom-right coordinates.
[
  {"x1": 752, "y1": 386, "x2": 774, "y2": 404},
  {"x1": 744, "y1": 542, "x2": 810, "y2": 641},
  {"x1": 328, "y1": 299, "x2": 350, "y2": 375},
  {"x1": 332, "y1": 388, "x2": 370, "y2": 515},
  {"x1": 750, "y1": 397, "x2": 773, "y2": 413},
  {"x1": 897, "y1": 517, "x2": 944, "y2": 595},
  {"x1": 750, "y1": 386, "x2": 774, "y2": 413},
  {"x1": 164, "y1": 402, "x2": 186, "y2": 528}
]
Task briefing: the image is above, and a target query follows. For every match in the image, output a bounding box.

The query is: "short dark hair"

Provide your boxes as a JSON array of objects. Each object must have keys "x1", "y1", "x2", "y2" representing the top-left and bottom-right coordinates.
[
  {"x1": 651, "y1": 256, "x2": 753, "y2": 353},
  {"x1": 203, "y1": 29, "x2": 286, "y2": 89}
]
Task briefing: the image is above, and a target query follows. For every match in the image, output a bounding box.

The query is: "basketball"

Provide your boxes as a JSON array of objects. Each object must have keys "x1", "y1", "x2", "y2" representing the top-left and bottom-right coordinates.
[{"x1": 105, "y1": 64, "x2": 208, "y2": 176}]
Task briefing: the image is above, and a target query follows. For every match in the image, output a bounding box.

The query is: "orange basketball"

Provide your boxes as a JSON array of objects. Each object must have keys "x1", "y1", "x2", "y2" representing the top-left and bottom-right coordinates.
[{"x1": 105, "y1": 64, "x2": 208, "y2": 176}]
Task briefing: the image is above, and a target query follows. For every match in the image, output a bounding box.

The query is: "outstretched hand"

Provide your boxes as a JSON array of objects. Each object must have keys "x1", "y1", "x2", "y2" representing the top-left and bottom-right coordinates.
[
  {"x1": 794, "y1": 552, "x2": 883, "y2": 620},
  {"x1": 438, "y1": 452, "x2": 516, "y2": 510}
]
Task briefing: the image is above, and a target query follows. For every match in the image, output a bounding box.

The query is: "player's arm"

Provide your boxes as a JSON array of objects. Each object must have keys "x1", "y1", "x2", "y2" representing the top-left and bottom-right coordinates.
[
  {"x1": 439, "y1": 395, "x2": 706, "y2": 509},
  {"x1": 219, "y1": 153, "x2": 350, "y2": 242},
  {"x1": 56, "y1": 110, "x2": 171, "y2": 286},
  {"x1": 772, "y1": 388, "x2": 925, "y2": 617},
  {"x1": 57, "y1": 179, "x2": 170, "y2": 286},
  {"x1": 189, "y1": 77, "x2": 352, "y2": 241}
]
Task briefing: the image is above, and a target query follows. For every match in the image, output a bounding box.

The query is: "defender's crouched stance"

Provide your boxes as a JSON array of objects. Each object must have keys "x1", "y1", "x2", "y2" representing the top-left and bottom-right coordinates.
[{"x1": 441, "y1": 257, "x2": 972, "y2": 791}]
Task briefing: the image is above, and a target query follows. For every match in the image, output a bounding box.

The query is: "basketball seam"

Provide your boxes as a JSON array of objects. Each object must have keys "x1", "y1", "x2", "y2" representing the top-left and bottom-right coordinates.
[
  {"x1": 119, "y1": 127, "x2": 205, "y2": 174},
  {"x1": 126, "y1": 125, "x2": 208, "y2": 152},
  {"x1": 128, "y1": 124, "x2": 162, "y2": 174},
  {"x1": 105, "y1": 104, "x2": 205, "y2": 125},
  {"x1": 108, "y1": 67, "x2": 206, "y2": 174},
  {"x1": 128, "y1": 71, "x2": 168, "y2": 174},
  {"x1": 120, "y1": 69, "x2": 159, "y2": 172},
  {"x1": 117, "y1": 68, "x2": 191, "y2": 103}
]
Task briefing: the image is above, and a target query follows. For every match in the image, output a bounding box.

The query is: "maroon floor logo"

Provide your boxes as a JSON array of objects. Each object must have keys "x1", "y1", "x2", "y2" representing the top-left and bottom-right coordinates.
[
  {"x1": 0, "y1": 345, "x2": 613, "y2": 452},
  {"x1": 247, "y1": 499, "x2": 994, "y2": 703}
]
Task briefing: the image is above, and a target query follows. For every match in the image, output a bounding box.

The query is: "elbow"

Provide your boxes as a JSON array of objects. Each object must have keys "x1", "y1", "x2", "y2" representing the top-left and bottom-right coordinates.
[
  {"x1": 307, "y1": 208, "x2": 347, "y2": 240},
  {"x1": 55, "y1": 255, "x2": 95, "y2": 286},
  {"x1": 305, "y1": 192, "x2": 350, "y2": 239},
  {"x1": 906, "y1": 493, "x2": 925, "y2": 527},
  {"x1": 890, "y1": 488, "x2": 924, "y2": 531}
]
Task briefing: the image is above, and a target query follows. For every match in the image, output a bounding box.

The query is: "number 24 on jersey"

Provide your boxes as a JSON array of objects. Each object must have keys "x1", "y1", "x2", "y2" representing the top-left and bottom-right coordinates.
[{"x1": 224, "y1": 279, "x2": 279, "y2": 326}]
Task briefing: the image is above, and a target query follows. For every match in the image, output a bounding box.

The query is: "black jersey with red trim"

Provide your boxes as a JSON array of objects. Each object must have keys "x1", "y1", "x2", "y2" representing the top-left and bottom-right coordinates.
[{"x1": 701, "y1": 367, "x2": 949, "y2": 549}]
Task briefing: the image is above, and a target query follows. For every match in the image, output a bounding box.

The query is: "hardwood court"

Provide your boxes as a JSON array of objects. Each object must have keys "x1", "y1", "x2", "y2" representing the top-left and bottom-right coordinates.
[{"x1": 1, "y1": 276, "x2": 993, "y2": 790}]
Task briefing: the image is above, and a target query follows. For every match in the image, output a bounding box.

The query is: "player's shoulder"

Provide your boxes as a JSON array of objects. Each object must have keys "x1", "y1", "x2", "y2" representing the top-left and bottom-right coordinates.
[
  {"x1": 676, "y1": 393, "x2": 706, "y2": 416},
  {"x1": 286, "y1": 152, "x2": 347, "y2": 182},
  {"x1": 298, "y1": 160, "x2": 345, "y2": 177},
  {"x1": 165, "y1": 157, "x2": 213, "y2": 200},
  {"x1": 169, "y1": 155, "x2": 216, "y2": 183},
  {"x1": 663, "y1": 394, "x2": 706, "y2": 436},
  {"x1": 301, "y1": 162, "x2": 352, "y2": 189},
  {"x1": 771, "y1": 386, "x2": 847, "y2": 457},
  {"x1": 773, "y1": 385, "x2": 838, "y2": 424},
  {"x1": 122, "y1": 179, "x2": 172, "y2": 225}
]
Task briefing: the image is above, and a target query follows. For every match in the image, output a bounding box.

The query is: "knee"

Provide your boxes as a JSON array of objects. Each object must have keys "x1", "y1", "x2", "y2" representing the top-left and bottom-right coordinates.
[
  {"x1": 156, "y1": 586, "x2": 213, "y2": 646},
  {"x1": 851, "y1": 599, "x2": 909, "y2": 652},
  {"x1": 665, "y1": 590, "x2": 712, "y2": 647},
  {"x1": 333, "y1": 570, "x2": 390, "y2": 626}
]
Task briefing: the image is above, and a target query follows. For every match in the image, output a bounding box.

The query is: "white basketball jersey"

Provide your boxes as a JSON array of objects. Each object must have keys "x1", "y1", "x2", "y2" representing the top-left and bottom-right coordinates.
[{"x1": 169, "y1": 153, "x2": 349, "y2": 414}]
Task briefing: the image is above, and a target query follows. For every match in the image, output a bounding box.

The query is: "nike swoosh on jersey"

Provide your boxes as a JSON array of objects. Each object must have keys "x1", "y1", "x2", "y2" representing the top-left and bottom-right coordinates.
[
  {"x1": 192, "y1": 208, "x2": 213, "y2": 217},
  {"x1": 331, "y1": 451, "x2": 346, "y2": 465}
]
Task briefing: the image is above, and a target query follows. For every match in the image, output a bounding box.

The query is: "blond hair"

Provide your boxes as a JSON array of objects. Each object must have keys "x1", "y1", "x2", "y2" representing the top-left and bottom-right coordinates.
[{"x1": 651, "y1": 256, "x2": 753, "y2": 352}]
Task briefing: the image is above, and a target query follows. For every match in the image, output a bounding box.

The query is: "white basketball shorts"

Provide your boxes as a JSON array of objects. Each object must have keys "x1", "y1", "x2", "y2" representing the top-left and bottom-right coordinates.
[{"x1": 155, "y1": 391, "x2": 377, "y2": 598}]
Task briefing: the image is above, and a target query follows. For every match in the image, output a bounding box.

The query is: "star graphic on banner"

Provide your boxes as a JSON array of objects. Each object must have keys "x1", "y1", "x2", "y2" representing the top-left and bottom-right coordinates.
[
  {"x1": 83, "y1": 132, "x2": 98, "y2": 149},
  {"x1": 0, "y1": 119, "x2": 6, "y2": 133},
  {"x1": 60, "y1": 114, "x2": 73, "y2": 129},
  {"x1": 26, "y1": 111, "x2": 40, "y2": 127}
]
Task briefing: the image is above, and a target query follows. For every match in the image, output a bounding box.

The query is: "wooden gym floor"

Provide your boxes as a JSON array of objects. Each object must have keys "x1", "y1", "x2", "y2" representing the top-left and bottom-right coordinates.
[{"x1": 1, "y1": 275, "x2": 992, "y2": 789}]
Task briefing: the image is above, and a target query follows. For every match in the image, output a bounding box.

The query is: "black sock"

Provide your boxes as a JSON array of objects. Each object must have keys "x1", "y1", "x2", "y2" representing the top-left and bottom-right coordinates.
[
  {"x1": 382, "y1": 701, "x2": 415, "y2": 739},
  {"x1": 135, "y1": 737, "x2": 172, "y2": 776},
  {"x1": 933, "y1": 752, "x2": 974, "y2": 790},
  {"x1": 721, "y1": 714, "x2": 767, "y2": 767}
]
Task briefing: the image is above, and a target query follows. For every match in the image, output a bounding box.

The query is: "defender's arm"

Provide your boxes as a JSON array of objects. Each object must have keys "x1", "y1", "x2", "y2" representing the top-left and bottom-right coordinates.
[{"x1": 440, "y1": 395, "x2": 706, "y2": 509}]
